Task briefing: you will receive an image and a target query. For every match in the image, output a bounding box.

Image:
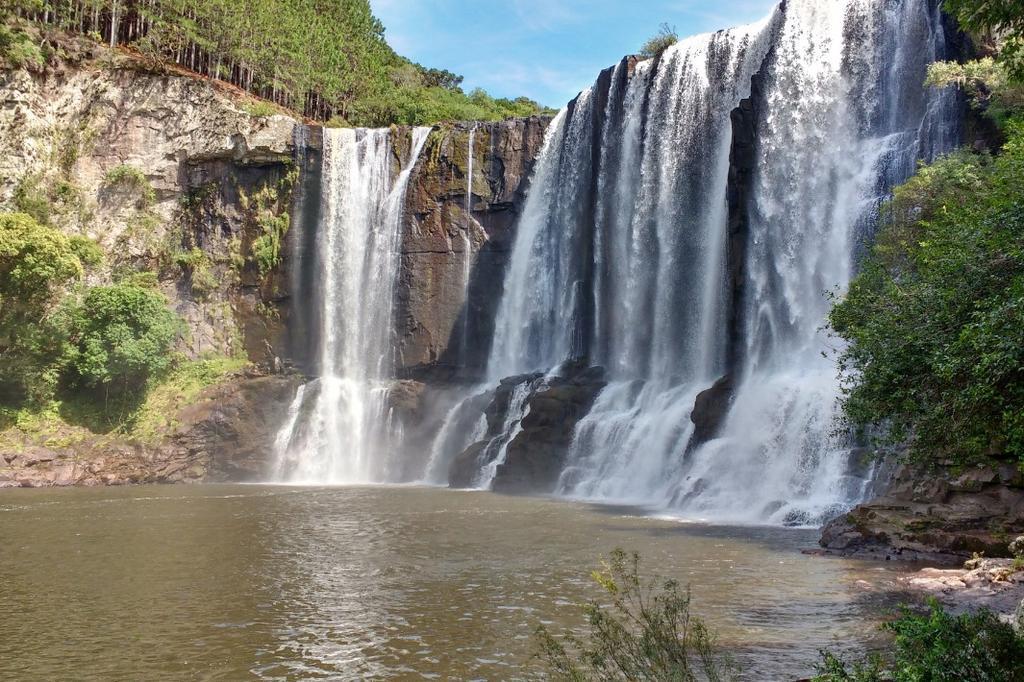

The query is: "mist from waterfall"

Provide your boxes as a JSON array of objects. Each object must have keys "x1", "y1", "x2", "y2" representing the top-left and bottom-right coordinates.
[
  {"x1": 273, "y1": 127, "x2": 431, "y2": 484},
  {"x1": 475, "y1": 0, "x2": 957, "y2": 523}
]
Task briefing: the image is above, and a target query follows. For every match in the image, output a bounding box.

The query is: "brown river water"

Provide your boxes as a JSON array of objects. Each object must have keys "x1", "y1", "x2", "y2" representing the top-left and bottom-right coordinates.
[{"x1": 0, "y1": 485, "x2": 912, "y2": 680}]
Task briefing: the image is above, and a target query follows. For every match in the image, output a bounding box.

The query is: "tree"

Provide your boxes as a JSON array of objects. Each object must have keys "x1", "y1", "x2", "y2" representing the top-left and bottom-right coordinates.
[
  {"x1": 56, "y1": 282, "x2": 182, "y2": 397},
  {"x1": 0, "y1": 212, "x2": 83, "y2": 403},
  {"x1": 945, "y1": 0, "x2": 1024, "y2": 81},
  {"x1": 829, "y1": 120, "x2": 1024, "y2": 466}
]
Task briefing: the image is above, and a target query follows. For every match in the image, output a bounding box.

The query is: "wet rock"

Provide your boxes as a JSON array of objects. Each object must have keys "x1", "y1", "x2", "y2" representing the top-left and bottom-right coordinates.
[
  {"x1": 448, "y1": 441, "x2": 489, "y2": 489},
  {"x1": 395, "y1": 119, "x2": 551, "y2": 381},
  {"x1": 689, "y1": 374, "x2": 734, "y2": 447},
  {"x1": 162, "y1": 373, "x2": 304, "y2": 482},
  {"x1": 491, "y1": 365, "x2": 608, "y2": 494},
  {"x1": 387, "y1": 380, "x2": 426, "y2": 420},
  {"x1": 820, "y1": 463, "x2": 1024, "y2": 562}
]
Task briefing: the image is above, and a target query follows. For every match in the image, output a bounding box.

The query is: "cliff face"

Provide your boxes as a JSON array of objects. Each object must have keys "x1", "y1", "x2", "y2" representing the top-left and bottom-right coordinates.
[
  {"x1": 395, "y1": 119, "x2": 550, "y2": 381},
  {"x1": 0, "y1": 37, "x2": 298, "y2": 363}
]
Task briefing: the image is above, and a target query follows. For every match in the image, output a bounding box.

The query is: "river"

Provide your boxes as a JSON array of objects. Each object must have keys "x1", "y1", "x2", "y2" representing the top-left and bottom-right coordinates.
[{"x1": 0, "y1": 484, "x2": 910, "y2": 680}]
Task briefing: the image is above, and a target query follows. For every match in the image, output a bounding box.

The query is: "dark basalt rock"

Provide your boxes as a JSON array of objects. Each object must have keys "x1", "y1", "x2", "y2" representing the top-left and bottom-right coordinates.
[
  {"x1": 689, "y1": 374, "x2": 734, "y2": 448},
  {"x1": 162, "y1": 373, "x2": 305, "y2": 482},
  {"x1": 490, "y1": 365, "x2": 608, "y2": 494}
]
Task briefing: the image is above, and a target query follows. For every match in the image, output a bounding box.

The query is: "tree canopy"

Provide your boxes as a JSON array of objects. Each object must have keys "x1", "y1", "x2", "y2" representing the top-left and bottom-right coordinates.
[{"x1": 5, "y1": 0, "x2": 555, "y2": 124}]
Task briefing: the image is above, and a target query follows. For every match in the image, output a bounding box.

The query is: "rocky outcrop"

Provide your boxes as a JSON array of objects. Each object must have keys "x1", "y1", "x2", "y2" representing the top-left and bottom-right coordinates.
[
  {"x1": 395, "y1": 119, "x2": 550, "y2": 381},
  {"x1": 820, "y1": 462, "x2": 1024, "y2": 562},
  {"x1": 491, "y1": 365, "x2": 607, "y2": 493},
  {"x1": 899, "y1": 558, "x2": 1024, "y2": 622},
  {"x1": 689, "y1": 374, "x2": 734, "y2": 448},
  {"x1": 446, "y1": 363, "x2": 607, "y2": 492},
  {"x1": 159, "y1": 373, "x2": 304, "y2": 481},
  {"x1": 0, "y1": 373, "x2": 301, "y2": 487}
]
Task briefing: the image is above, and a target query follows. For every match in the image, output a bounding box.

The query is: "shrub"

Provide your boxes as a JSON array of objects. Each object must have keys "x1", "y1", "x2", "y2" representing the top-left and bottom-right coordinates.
[
  {"x1": 639, "y1": 23, "x2": 678, "y2": 60},
  {"x1": 68, "y1": 235, "x2": 104, "y2": 268},
  {"x1": 0, "y1": 25, "x2": 44, "y2": 70},
  {"x1": 0, "y1": 212, "x2": 83, "y2": 307},
  {"x1": 814, "y1": 600, "x2": 1024, "y2": 681},
  {"x1": 55, "y1": 282, "x2": 182, "y2": 395},
  {"x1": 535, "y1": 549, "x2": 735, "y2": 681},
  {"x1": 927, "y1": 58, "x2": 1024, "y2": 123},
  {"x1": 174, "y1": 247, "x2": 218, "y2": 299},
  {"x1": 102, "y1": 164, "x2": 156, "y2": 207},
  {"x1": 241, "y1": 100, "x2": 280, "y2": 118},
  {"x1": 830, "y1": 120, "x2": 1024, "y2": 467},
  {"x1": 13, "y1": 173, "x2": 52, "y2": 225}
]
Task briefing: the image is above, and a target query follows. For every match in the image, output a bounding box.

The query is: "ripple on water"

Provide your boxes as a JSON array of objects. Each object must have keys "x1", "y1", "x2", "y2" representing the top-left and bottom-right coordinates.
[{"x1": 0, "y1": 484, "x2": 911, "y2": 680}]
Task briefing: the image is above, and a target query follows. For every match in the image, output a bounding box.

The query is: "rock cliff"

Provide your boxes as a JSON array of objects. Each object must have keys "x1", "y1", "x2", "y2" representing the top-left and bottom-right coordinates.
[
  {"x1": 820, "y1": 462, "x2": 1024, "y2": 562},
  {"x1": 396, "y1": 119, "x2": 550, "y2": 381}
]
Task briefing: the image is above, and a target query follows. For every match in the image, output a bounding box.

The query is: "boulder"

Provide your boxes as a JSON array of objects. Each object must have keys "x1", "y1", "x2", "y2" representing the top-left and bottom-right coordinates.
[
  {"x1": 821, "y1": 463, "x2": 1024, "y2": 562},
  {"x1": 689, "y1": 374, "x2": 734, "y2": 447}
]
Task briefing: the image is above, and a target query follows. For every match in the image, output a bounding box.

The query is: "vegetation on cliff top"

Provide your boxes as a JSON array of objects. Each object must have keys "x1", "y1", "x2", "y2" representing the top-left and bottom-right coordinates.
[
  {"x1": 830, "y1": 0, "x2": 1024, "y2": 470},
  {"x1": 3, "y1": 0, "x2": 555, "y2": 125}
]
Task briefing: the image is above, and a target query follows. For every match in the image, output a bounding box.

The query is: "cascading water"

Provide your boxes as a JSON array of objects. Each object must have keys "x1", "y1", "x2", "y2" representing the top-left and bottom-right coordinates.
[
  {"x1": 273, "y1": 127, "x2": 431, "y2": 484},
  {"x1": 456, "y1": 0, "x2": 957, "y2": 522}
]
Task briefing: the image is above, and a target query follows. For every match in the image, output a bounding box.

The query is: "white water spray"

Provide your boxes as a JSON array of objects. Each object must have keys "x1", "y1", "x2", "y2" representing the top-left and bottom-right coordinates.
[{"x1": 273, "y1": 127, "x2": 431, "y2": 484}]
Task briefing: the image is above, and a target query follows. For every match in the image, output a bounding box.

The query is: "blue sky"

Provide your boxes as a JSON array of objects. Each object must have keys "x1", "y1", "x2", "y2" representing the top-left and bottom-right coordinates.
[{"x1": 370, "y1": 0, "x2": 779, "y2": 108}]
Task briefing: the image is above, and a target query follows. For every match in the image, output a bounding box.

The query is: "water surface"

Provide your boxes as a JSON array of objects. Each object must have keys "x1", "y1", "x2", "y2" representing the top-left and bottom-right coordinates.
[{"x1": 0, "y1": 485, "x2": 907, "y2": 679}]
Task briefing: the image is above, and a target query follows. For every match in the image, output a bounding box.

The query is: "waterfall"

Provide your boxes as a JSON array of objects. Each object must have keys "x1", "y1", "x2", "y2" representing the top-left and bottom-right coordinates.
[
  {"x1": 273, "y1": 127, "x2": 431, "y2": 484},
  {"x1": 470, "y1": 0, "x2": 957, "y2": 523},
  {"x1": 461, "y1": 126, "x2": 477, "y2": 366}
]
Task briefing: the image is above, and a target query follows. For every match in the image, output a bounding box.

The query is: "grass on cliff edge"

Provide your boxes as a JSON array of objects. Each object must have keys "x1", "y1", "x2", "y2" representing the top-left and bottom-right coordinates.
[{"x1": 0, "y1": 356, "x2": 248, "y2": 451}]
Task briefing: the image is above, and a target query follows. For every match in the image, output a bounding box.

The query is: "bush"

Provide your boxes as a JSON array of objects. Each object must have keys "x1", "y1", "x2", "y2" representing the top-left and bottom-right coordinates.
[
  {"x1": 13, "y1": 173, "x2": 52, "y2": 225},
  {"x1": 102, "y1": 164, "x2": 156, "y2": 207},
  {"x1": 0, "y1": 212, "x2": 84, "y2": 403},
  {"x1": 830, "y1": 120, "x2": 1024, "y2": 467},
  {"x1": 927, "y1": 58, "x2": 1024, "y2": 123},
  {"x1": 68, "y1": 235, "x2": 104, "y2": 268},
  {"x1": 639, "y1": 23, "x2": 678, "y2": 60},
  {"x1": 0, "y1": 24, "x2": 44, "y2": 70},
  {"x1": 55, "y1": 282, "x2": 182, "y2": 395},
  {"x1": 535, "y1": 549, "x2": 735, "y2": 681},
  {"x1": 174, "y1": 247, "x2": 217, "y2": 299},
  {"x1": 241, "y1": 100, "x2": 280, "y2": 118},
  {"x1": 814, "y1": 601, "x2": 1024, "y2": 681}
]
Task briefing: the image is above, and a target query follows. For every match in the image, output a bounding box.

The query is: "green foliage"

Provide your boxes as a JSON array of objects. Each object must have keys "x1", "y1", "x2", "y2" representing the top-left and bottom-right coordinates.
[
  {"x1": 0, "y1": 212, "x2": 83, "y2": 307},
  {"x1": 102, "y1": 164, "x2": 156, "y2": 207},
  {"x1": 13, "y1": 173, "x2": 52, "y2": 225},
  {"x1": 535, "y1": 549, "x2": 735, "y2": 681},
  {"x1": 129, "y1": 355, "x2": 247, "y2": 443},
  {"x1": 68, "y1": 235, "x2": 103, "y2": 267},
  {"x1": 55, "y1": 282, "x2": 181, "y2": 394},
  {"x1": 945, "y1": 0, "x2": 1024, "y2": 81},
  {"x1": 0, "y1": 212, "x2": 83, "y2": 404},
  {"x1": 830, "y1": 120, "x2": 1024, "y2": 467},
  {"x1": 9, "y1": 0, "x2": 555, "y2": 124},
  {"x1": 240, "y1": 99, "x2": 280, "y2": 118},
  {"x1": 639, "y1": 23, "x2": 679, "y2": 60},
  {"x1": 927, "y1": 58, "x2": 1024, "y2": 123},
  {"x1": 241, "y1": 172, "x2": 296, "y2": 276},
  {"x1": 814, "y1": 601, "x2": 1024, "y2": 681},
  {"x1": 174, "y1": 247, "x2": 217, "y2": 299},
  {"x1": 0, "y1": 24, "x2": 44, "y2": 70}
]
